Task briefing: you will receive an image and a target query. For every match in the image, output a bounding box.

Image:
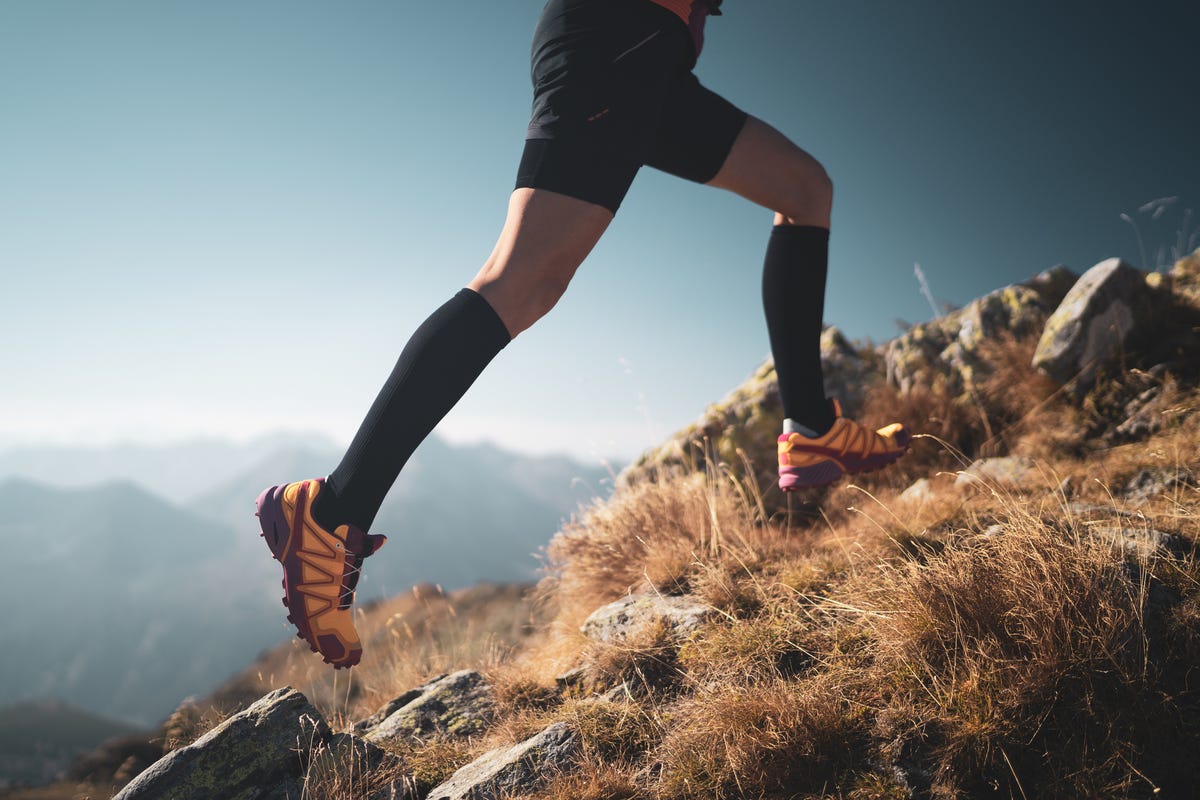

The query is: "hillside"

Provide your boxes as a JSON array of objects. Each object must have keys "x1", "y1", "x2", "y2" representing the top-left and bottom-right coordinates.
[
  {"x1": 0, "y1": 701, "x2": 145, "y2": 790},
  {"x1": 53, "y1": 250, "x2": 1200, "y2": 799}
]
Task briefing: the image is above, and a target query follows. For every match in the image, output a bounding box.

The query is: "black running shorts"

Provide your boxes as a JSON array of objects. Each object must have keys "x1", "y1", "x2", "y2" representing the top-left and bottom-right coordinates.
[{"x1": 515, "y1": 0, "x2": 748, "y2": 214}]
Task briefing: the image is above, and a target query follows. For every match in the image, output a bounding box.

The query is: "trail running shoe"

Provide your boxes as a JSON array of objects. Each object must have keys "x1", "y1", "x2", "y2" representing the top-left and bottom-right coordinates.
[
  {"x1": 778, "y1": 399, "x2": 911, "y2": 491},
  {"x1": 254, "y1": 478, "x2": 386, "y2": 669}
]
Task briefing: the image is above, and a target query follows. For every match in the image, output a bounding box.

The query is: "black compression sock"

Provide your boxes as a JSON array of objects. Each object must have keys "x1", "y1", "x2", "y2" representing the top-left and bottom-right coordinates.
[
  {"x1": 313, "y1": 288, "x2": 511, "y2": 532},
  {"x1": 762, "y1": 224, "x2": 835, "y2": 435}
]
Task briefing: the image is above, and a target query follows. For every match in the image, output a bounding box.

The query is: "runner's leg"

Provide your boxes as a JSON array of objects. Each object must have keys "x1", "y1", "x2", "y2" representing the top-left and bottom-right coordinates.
[
  {"x1": 315, "y1": 189, "x2": 611, "y2": 533},
  {"x1": 706, "y1": 117, "x2": 836, "y2": 434}
]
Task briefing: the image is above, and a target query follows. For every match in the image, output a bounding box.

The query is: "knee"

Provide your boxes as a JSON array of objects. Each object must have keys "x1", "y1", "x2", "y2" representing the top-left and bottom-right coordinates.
[
  {"x1": 521, "y1": 274, "x2": 573, "y2": 327},
  {"x1": 775, "y1": 161, "x2": 833, "y2": 227},
  {"x1": 471, "y1": 263, "x2": 574, "y2": 337}
]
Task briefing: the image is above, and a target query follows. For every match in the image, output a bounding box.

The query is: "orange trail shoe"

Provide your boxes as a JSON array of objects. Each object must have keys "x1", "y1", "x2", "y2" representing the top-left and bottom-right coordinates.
[
  {"x1": 778, "y1": 400, "x2": 911, "y2": 491},
  {"x1": 254, "y1": 478, "x2": 386, "y2": 668}
]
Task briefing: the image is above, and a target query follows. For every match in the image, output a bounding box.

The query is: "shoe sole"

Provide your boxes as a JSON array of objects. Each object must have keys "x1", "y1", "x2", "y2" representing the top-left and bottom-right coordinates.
[
  {"x1": 780, "y1": 430, "x2": 912, "y2": 492},
  {"x1": 255, "y1": 484, "x2": 361, "y2": 669}
]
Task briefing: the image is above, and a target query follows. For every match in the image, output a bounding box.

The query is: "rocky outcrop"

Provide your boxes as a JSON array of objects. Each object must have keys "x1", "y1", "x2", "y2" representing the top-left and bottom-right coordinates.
[
  {"x1": 1033, "y1": 258, "x2": 1163, "y2": 386},
  {"x1": 885, "y1": 282, "x2": 1054, "y2": 398},
  {"x1": 955, "y1": 457, "x2": 1042, "y2": 490},
  {"x1": 581, "y1": 594, "x2": 712, "y2": 644},
  {"x1": 113, "y1": 688, "x2": 329, "y2": 800},
  {"x1": 426, "y1": 722, "x2": 577, "y2": 800},
  {"x1": 622, "y1": 327, "x2": 883, "y2": 492},
  {"x1": 363, "y1": 670, "x2": 495, "y2": 744}
]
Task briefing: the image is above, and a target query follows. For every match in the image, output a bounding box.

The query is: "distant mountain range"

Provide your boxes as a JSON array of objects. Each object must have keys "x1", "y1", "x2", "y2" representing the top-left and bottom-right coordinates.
[
  {"x1": 0, "y1": 699, "x2": 145, "y2": 788},
  {"x1": 0, "y1": 434, "x2": 614, "y2": 733}
]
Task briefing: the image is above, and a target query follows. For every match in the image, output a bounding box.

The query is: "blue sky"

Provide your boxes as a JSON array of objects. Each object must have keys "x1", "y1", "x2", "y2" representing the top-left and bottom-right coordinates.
[{"x1": 2, "y1": 1, "x2": 1197, "y2": 461}]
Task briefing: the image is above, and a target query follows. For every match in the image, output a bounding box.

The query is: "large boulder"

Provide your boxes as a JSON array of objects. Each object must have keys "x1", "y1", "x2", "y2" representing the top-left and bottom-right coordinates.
[
  {"x1": 363, "y1": 670, "x2": 495, "y2": 744},
  {"x1": 426, "y1": 722, "x2": 577, "y2": 800},
  {"x1": 113, "y1": 688, "x2": 330, "y2": 800},
  {"x1": 580, "y1": 594, "x2": 712, "y2": 644},
  {"x1": 1033, "y1": 258, "x2": 1162, "y2": 386}
]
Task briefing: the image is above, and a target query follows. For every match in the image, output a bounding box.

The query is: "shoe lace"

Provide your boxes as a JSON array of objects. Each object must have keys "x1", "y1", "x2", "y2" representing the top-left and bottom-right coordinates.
[
  {"x1": 840, "y1": 419, "x2": 879, "y2": 460},
  {"x1": 340, "y1": 555, "x2": 364, "y2": 610},
  {"x1": 338, "y1": 528, "x2": 385, "y2": 610}
]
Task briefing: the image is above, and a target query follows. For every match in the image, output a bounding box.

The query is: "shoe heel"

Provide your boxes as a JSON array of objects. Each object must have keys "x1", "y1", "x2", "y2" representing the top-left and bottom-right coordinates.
[{"x1": 255, "y1": 484, "x2": 290, "y2": 559}]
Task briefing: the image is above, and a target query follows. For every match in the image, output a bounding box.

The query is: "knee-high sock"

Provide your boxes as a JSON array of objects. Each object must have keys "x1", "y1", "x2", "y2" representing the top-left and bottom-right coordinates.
[
  {"x1": 314, "y1": 288, "x2": 511, "y2": 532},
  {"x1": 762, "y1": 224, "x2": 835, "y2": 435}
]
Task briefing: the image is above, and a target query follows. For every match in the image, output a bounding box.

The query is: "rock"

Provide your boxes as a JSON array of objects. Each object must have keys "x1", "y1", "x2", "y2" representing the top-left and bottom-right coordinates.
[
  {"x1": 353, "y1": 674, "x2": 449, "y2": 735},
  {"x1": 1024, "y1": 264, "x2": 1079, "y2": 308},
  {"x1": 955, "y1": 457, "x2": 1041, "y2": 490},
  {"x1": 580, "y1": 594, "x2": 712, "y2": 644},
  {"x1": 898, "y1": 478, "x2": 936, "y2": 504},
  {"x1": 884, "y1": 283, "x2": 1049, "y2": 397},
  {"x1": 1090, "y1": 526, "x2": 1182, "y2": 559},
  {"x1": 426, "y1": 722, "x2": 577, "y2": 800},
  {"x1": 620, "y1": 328, "x2": 882, "y2": 500},
  {"x1": 113, "y1": 688, "x2": 330, "y2": 800},
  {"x1": 817, "y1": 327, "x2": 878, "y2": 420},
  {"x1": 369, "y1": 778, "x2": 420, "y2": 800},
  {"x1": 364, "y1": 670, "x2": 495, "y2": 744},
  {"x1": 1108, "y1": 386, "x2": 1165, "y2": 443},
  {"x1": 259, "y1": 777, "x2": 304, "y2": 800},
  {"x1": 1033, "y1": 258, "x2": 1160, "y2": 386},
  {"x1": 1123, "y1": 467, "x2": 1195, "y2": 505}
]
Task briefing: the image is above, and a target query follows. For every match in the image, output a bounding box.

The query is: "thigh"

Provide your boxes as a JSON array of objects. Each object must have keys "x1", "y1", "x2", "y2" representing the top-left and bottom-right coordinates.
[
  {"x1": 705, "y1": 115, "x2": 833, "y2": 226},
  {"x1": 643, "y1": 72, "x2": 748, "y2": 184},
  {"x1": 518, "y1": 0, "x2": 693, "y2": 213}
]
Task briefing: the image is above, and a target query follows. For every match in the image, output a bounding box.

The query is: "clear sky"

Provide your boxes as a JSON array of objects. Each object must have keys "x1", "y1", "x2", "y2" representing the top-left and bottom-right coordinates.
[{"x1": 2, "y1": 1, "x2": 1197, "y2": 461}]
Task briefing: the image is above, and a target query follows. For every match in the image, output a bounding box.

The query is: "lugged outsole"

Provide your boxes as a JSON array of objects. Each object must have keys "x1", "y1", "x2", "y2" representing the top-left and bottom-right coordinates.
[{"x1": 255, "y1": 485, "x2": 361, "y2": 669}]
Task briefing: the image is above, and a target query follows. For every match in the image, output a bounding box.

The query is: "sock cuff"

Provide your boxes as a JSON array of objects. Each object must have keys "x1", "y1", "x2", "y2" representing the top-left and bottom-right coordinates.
[
  {"x1": 769, "y1": 224, "x2": 830, "y2": 242},
  {"x1": 458, "y1": 287, "x2": 512, "y2": 347}
]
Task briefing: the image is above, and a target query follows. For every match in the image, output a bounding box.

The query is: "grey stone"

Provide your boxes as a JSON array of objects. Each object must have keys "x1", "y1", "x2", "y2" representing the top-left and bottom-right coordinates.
[
  {"x1": 818, "y1": 326, "x2": 878, "y2": 419},
  {"x1": 884, "y1": 283, "x2": 1049, "y2": 398},
  {"x1": 1124, "y1": 467, "x2": 1195, "y2": 505},
  {"x1": 353, "y1": 674, "x2": 449, "y2": 735},
  {"x1": 368, "y1": 777, "x2": 420, "y2": 800},
  {"x1": 955, "y1": 457, "x2": 1041, "y2": 490},
  {"x1": 426, "y1": 722, "x2": 577, "y2": 800},
  {"x1": 1024, "y1": 264, "x2": 1079, "y2": 308},
  {"x1": 1090, "y1": 526, "x2": 1182, "y2": 559},
  {"x1": 580, "y1": 594, "x2": 712, "y2": 644},
  {"x1": 1109, "y1": 387, "x2": 1165, "y2": 444},
  {"x1": 364, "y1": 670, "x2": 495, "y2": 744},
  {"x1": 113, "y1": 687, "x2": 330, "y2": 800},
  {"x1": 898, "y1": 478, "x2": 936, "y2": 504},
  {"x1": 1033, "y1": 258, "x2": 1157, "y2": 386},
  {"x1": 259, "y1": 776, "x2": 304, "y2": 800}
]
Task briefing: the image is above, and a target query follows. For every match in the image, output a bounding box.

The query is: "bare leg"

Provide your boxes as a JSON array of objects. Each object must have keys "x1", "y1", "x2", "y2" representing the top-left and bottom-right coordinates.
[
  {"x1": 322, "y1": 187, "x2": 613, "y2": 532},
  {"x1": 708, "y1": 115, "x2": 837, "y2": 433},
  {"x1": 707, "y1": 116, "x2": 833, "y2": 226},
  {"x1": 469, "y1": 188, "x2": 614, "y2": 336}
]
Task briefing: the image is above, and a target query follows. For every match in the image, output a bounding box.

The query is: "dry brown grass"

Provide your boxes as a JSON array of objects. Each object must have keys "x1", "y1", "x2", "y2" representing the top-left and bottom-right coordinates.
[
  {"x1": 144, "y1": 339, "x2": 1200, "y2": 799},
  {"x1": 524, "y1": 381, "x2": 1200, "y2": 797}
]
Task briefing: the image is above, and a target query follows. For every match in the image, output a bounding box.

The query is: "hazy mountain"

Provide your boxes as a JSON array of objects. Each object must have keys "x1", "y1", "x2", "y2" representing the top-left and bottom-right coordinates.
[
  {"x1": 189, "y1": 435, "x2": 613, "y2": 600},
  {"x1": 0, "y1": 479, "x2": 285, "y2": 728},
  {"x1": 0, "y1": 434, "x2": 614, "y2": 734},
  {"x1": 0, "y1": 432, "x2": 341, "y2": 503},
  {"x1": 0, "y1": 699, "x2": 145, "y2": 787}
]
